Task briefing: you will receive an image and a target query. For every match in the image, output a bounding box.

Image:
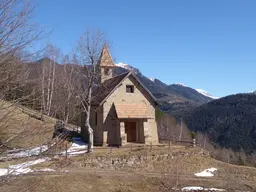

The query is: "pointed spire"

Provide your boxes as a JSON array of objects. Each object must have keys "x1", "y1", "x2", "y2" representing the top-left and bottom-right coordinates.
[{"x1": 98, "y1": 44, "x2": 115, "y2": 67}]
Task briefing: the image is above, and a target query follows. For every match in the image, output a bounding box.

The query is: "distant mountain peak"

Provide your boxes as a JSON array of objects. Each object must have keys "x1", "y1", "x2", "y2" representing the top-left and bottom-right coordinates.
[
  {"x1": 150, "y1": 78, "x2": 156, "y2": 82},
  {"x1": 115, "y1": 63, "x2": 141, "y2": 74},
  {"x1": 196, "y1": 89, "x2": 218, "y2": 99},
  {"x1": 172, "y1": 83, "x2": 187, "y2": 87},
  {"x1": 249, "y1": 91, "x2": 256, "y2": 94},
  {"x1": 114, "y1": 63, "x2": 215, "y2": 104}
]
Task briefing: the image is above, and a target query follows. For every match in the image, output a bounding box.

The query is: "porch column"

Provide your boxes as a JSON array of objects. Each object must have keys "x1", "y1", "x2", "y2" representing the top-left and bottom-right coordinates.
[
  {"x1": 136, "y1": 121, "x2": 139, "y2": 142},
  {"x1": 103, "y1": 131, "x2": 108, "y2": 146},
  {"x1": 143, "y1": 120, "x2": 152, "y2": 145},
  {"x1": 120, "y1": 122, "x2": 127, "y2": 146}
]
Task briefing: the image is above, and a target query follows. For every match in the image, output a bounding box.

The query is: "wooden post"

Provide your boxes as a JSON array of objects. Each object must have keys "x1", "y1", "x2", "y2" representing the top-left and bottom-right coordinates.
[
  {"x1": 65, "y1": 142, "x2": 68, "y2": 159},
  {"x1": 39, "y1": 145, "x2": 42, "y2": 155},
  {"x1": 193, "y1": 138, "x2": 196, "y2": 147},
  {"x1": 56, "y1": 137, "x2": 59, "y2": 155}
]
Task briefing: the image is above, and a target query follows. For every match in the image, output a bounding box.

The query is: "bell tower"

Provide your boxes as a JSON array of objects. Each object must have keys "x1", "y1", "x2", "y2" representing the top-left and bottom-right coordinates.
[{"x1": 98, "y1": 44, "x2": 115, "y2": 83}]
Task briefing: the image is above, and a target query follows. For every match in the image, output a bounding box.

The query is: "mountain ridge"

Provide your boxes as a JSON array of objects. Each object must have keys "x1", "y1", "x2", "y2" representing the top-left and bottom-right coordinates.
[
  {"x1": 183, "y1": 93, "x2": 256, "y2": 154},
  {"x1": 26, "y1": 58, "x2": 216, "y2": 117},
  {"x1": 114, "y1": 63, "x2": 216, "y2": 102}
]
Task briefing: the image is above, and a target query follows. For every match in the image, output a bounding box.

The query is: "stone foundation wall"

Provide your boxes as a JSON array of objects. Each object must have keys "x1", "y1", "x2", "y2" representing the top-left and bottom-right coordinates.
[{"x1": 81, "y1": 150, "x2": 210, "y2": 171}]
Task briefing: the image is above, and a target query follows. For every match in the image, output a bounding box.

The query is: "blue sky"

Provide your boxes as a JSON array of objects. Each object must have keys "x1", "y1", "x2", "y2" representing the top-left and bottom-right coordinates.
[{"x1": 34, "y1": 0, "x2": 256, "y2": 97}]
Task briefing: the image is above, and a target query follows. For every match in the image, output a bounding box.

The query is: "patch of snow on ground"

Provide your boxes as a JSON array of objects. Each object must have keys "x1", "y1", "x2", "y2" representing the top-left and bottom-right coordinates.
[
  {"x1": 70, "y1": 137, "x2": 87, "y2": 149},
  {"x1": 6, "y1": 145, "x2": 48, "y2": 159},
  {"x1": 34, "y1": 168, "x2": 55, "y2": 172},
  {"x1": 0, "y1": 157, "x2": 51, "y2": 177},
  {"x1": 182, "y1": 186, "x2": 225, "y2": 191},
  {"x1": 0, "y1": 169, "x2": 9, "y2": 176},
  {"x1": 194, "y1": 168, "x2": 217, "y2": 177},
  {"x1": 60, "y1": 137, "x2": 88, "y2": 156}
]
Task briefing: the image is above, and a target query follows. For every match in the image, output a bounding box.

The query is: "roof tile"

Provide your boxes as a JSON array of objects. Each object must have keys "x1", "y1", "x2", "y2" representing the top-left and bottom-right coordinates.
[{"x1": 115, "y1": 104, "x2": 151, "y2": 118}]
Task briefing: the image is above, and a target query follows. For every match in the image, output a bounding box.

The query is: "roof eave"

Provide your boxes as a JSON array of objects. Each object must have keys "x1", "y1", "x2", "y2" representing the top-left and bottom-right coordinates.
[
  {"x1": 129, "y1": 73, "x2": 158, "y2": 104},
  {"x1": 97, "y1": 71, "x2": 131, "y2": 107},
  {"x1": 96, "y1": 71, "x2": 158, "y2": 108}
]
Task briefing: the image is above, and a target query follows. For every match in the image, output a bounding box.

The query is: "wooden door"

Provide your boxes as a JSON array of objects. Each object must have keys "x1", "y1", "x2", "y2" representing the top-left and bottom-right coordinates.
[{"x1": 125, "y1": 122, "x2": 136, "y2": 142}]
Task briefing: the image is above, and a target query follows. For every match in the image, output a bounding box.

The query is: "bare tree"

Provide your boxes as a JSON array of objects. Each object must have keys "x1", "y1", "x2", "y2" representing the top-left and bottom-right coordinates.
[
  {"x1": 41, "y1": 45, "x2": 60, "y2": 116},
  {"x1": 73, "y1": 29, "x2": 107, "y2": 152},
  {"x1": 0, "y1": 0, "x2": 43, "y2": 80},
  {"x1": 0, "y1": 0, "x2": 50, "y2": 184},
  {"x1": 0, "y1": 0, "x2": 45, "y2": 139},
  {"x1": 62, "y1": 56, "x2": 75, "y2": 123}
]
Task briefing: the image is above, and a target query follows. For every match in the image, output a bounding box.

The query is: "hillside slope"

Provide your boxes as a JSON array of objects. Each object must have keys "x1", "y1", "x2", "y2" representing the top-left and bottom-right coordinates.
[
  {"x1": 114, "y1": 64, "x2": 214, "y2": 117},
  {"x1": 1, "y1": 146, "x2": 256, "y2": 192},
  {"x1": 183, "y1": 93, "x2": 256, "y2": 154},
  {"x1": 26, "y1": 59, "x2": 214, "y2": 106},
  {"x1": 25, "y1": 59, "x2": 215, "y2": 118},
  {"x1": 0, "y1": 100, "x2": 56, "y2": 149},
  {"x1": 114, "y1": 65, "x2": 213, "y2": 104}
]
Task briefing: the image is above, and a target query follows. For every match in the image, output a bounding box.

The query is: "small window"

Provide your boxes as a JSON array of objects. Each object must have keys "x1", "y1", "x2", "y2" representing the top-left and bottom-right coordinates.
[
  {"x1": 104, "y1": 68, "x2": 110, "y2": 75},
  {"x1": 126, "y1": 85, "x2": 134, "y2": 93}
]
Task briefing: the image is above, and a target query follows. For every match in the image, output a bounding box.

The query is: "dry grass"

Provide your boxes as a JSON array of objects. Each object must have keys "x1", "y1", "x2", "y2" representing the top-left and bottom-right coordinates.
[
  {"x1": 0, "y1": 146, "x2": 255, "y2": 191},
  {"x1": 0, "y1": 167, "x2": 255, "y2": 192},
  {"x1": 0, "y1": 100, "x2": 56, "y2": 148},
  {"x1": 0, "y1": 173, "x2": 161, "y2": 192}
]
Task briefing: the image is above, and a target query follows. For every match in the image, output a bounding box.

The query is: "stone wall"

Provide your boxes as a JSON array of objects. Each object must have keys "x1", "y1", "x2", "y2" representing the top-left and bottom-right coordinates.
[{"x1": 80, "y1": 150, "x2": 210, "y2": 171}]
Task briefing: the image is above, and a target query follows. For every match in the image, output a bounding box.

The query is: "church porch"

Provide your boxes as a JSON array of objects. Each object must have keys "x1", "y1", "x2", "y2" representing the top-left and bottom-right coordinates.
[{"x1": 114, "y1": 104, "x2": 152, "y2": 146}]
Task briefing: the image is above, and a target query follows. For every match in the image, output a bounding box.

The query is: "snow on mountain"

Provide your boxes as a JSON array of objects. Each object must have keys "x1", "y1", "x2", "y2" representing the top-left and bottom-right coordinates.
[
  {"x1": 196, "y1": 89, "x2": 218, "y2": 99},
  {"x1": 150, "y1": 78, "x2": 155, "y2": 82},
  {"x1": 115, "y1": 63, "x2": 140, "y2": 74},
  {"x1": 172, "y1": 83, "x2": 187, "y2": 87},
  {"x1": 115, "y1": 62, "x2": 217, "y2": 101}
]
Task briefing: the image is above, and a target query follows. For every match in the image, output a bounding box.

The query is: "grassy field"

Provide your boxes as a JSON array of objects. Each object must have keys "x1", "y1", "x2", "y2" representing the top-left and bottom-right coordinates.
[
  {"x1": 0, "y1": 100, "x2": 255, "y2": 191},
  {"x1": 1, "y1": 146, "x2": 255, "y2": 192},
  {"x1": 0, "y1": 100, "x2": 56, "y2": 149}
]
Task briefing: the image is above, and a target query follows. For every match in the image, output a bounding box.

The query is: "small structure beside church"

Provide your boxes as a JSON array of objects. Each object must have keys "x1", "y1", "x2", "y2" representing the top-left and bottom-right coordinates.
[{"x1": 81, "y1": 45, "x2": 159, "y2": 146}]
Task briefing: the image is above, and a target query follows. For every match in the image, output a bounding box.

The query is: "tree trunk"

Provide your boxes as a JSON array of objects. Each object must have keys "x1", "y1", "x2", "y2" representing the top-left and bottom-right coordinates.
[
  {"x1": 85, "y1": 116, "x2": 93, "y2": 153},
  {"x1": 48, "y1": 58, "x2": 56, "y2": 115},
  {"x1": 64, "y1": 105, "x2": 69, "y2": 123},
  {"x1": 41, "y1": 61, "x2": 45, "y2": 113},
  {"x1": 179, "y1": 120, "x2": 183, "y2": 141},
  {"x1": 64, "y1": 87, "x2": 72, "y2": 123},
  {"x1": 46, "y1": 61, "x2": 52, "y2": 114},
  {"x1": 85, "y1": 86, "x2": 93, "y2": 153}
]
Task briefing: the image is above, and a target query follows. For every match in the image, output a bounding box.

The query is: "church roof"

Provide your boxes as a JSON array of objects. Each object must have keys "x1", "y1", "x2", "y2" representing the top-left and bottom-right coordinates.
[
  {"x1": 98, "y1": 44, "x2": 115, "y2": 67},
  {"x1": 114, "y1": 104, "x2": 151, "y2": 118},
  {"x1": 91, "y1": 71, "x2": 157, "y2": 106},
  {"x1": 91, "y1": 72, "x2": 129, "y2": 105}
]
